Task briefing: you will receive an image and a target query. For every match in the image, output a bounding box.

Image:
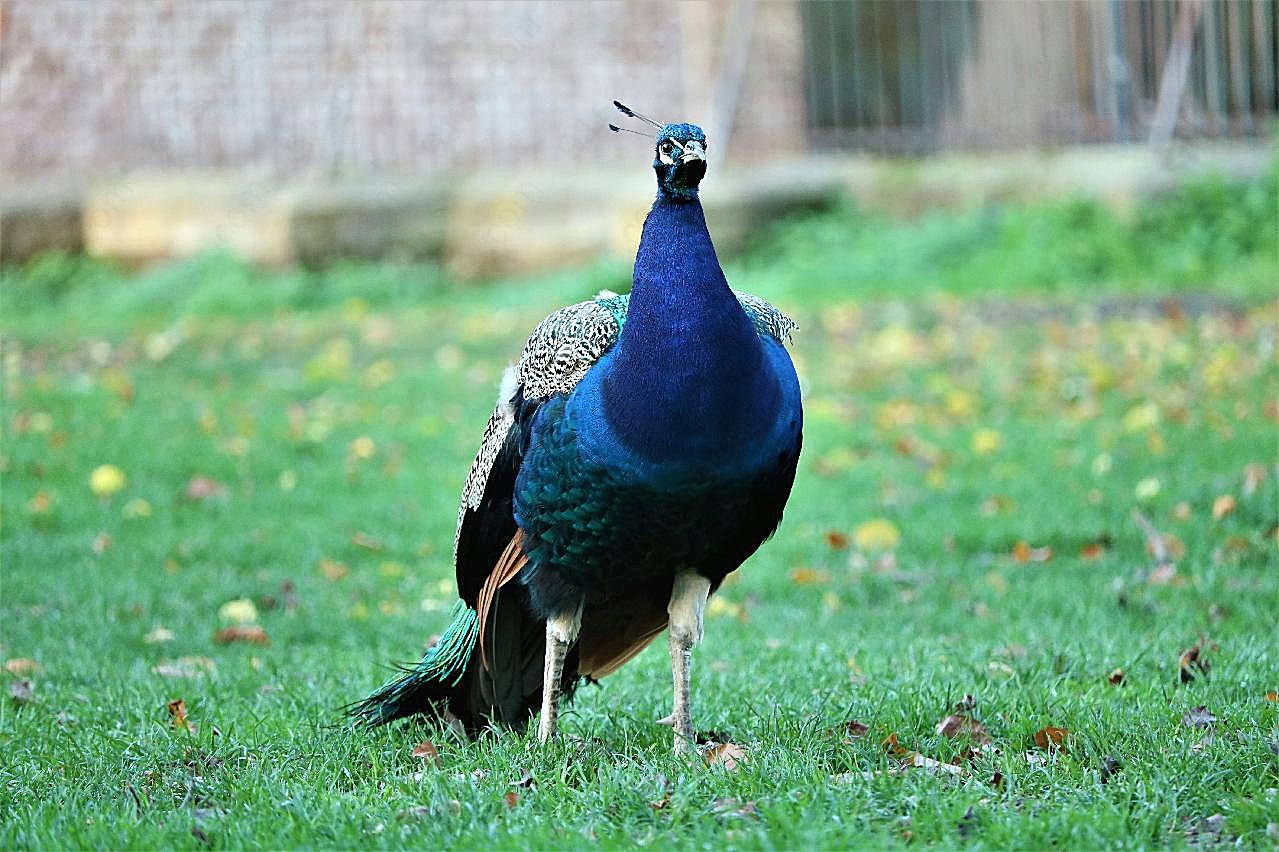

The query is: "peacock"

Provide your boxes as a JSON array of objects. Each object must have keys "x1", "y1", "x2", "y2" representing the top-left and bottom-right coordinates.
[{"x1": 350, "y1": 102, "x2": 803, "y2": 752}]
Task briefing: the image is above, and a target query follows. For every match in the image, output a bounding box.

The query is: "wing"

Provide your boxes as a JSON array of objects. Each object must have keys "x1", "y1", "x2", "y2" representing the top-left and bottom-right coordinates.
[{"x1": 453, "y1": 297, "x2": 624, "y2": 605}]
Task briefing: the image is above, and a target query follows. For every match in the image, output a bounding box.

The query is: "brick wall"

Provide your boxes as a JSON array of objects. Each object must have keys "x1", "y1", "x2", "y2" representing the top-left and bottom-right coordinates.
[{"x1": 0, "y1": 0, "x2": 806, "y2": 181}]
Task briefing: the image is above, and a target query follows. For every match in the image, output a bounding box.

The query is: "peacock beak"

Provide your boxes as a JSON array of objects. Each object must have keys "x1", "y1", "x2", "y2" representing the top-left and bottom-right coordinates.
[{"x1": 680, "y1": 140, "x2": 706, "y2": 163}]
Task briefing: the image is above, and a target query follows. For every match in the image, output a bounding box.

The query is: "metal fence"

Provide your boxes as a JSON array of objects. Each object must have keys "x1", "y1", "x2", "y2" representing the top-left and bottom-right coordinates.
[{"x1": 800, "y1": 0, "x2": 1279, "y2": 153}]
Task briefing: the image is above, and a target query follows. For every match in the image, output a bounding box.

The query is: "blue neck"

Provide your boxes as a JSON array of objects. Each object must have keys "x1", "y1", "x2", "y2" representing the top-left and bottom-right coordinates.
[{"x1": 600, "y1": 196, "x2": 776, "y2": 462}]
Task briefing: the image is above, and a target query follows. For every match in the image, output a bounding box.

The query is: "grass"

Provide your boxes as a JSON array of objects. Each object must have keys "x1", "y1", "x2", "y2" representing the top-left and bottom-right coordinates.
[{"x1": 1, "y1": 170, "x2": 1277, "y2": 848}]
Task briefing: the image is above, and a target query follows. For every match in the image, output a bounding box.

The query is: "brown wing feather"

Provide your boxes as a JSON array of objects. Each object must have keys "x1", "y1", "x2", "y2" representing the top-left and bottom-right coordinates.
[{"x1": 476, "y1": 530, "x2": 528, "y2": 672}]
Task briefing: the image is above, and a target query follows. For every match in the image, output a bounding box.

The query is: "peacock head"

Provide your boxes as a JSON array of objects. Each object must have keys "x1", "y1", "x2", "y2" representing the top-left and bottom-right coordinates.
[
  {"x1": 652, "y1": 123, "x2": 708, "y2": 201},
  {"x1": 610, "y1": 101, "x2": 708, "y2": 201}
]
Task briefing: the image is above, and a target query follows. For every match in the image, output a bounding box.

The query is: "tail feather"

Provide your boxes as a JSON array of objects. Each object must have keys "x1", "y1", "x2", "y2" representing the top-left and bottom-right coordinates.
[{"x1": 348, "y1": 601, "x2": 479, "y2": 727}]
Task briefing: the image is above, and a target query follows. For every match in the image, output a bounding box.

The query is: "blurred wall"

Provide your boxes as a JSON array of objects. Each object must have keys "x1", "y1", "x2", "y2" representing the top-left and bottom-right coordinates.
[{"x1": 0, "y1": 0, "x2": 806, "y2": 182}]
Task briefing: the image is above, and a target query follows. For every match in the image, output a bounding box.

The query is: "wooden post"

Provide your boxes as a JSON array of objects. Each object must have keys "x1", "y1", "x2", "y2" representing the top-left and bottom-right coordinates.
[{"x1": 1149, "y1": 0, "x2": 1205, "y2": 154}]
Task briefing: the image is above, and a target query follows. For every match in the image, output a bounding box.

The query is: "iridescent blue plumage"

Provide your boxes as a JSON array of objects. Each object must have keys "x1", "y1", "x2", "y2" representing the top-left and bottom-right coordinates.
[{"x1": 351, "y1": 114, "x2": 802, "y2": 746}]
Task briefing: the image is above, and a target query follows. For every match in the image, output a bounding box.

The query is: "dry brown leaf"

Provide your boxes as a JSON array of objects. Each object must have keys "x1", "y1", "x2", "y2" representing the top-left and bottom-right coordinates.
[
  {"x1": 503, "y1": 791, "x2": 518, "y2": 809},
  {"x1": 882, "y1": 731, "x2": 911, "y2": 759},
  {"x1": 411, "y1": 740, "x2": 440, "y2": 767},
  {"x1": 213, "y1": 625, "x2": 270, "y2": 645},
  {"x1": 703, "y1": 741, "x2": 748, "y2": 771},
  {"x1": 824, "y1": 530, "x2": 850, "y2": 550},
  {"x1": 317, "y1": 558, "x2": 348, "y2": 581},
  {"x1": 1182, "y1": 706, "x2": 1217, "y2": 728},
  {"x1": 1265, "y1": 691, "x2": 1278, "y2": 702},
  {"x1": 4, "y1": 659, "x2": 38, "y2": 676},
  {"x1": 1108, "y1": 668, "x2": 1125, "y2": 686},
  {"x1": 1032, "y1": 726, "x2": 1069, "y2": 752},
  {"x1": 789, "y1": 567, "x2": 830, "y2": 585},
  {"x1": 1080, "y1": 541, "x2": 1107, "y2": 561},
  {"x1": 1211, "y1": 495, "x2": 1236, "y2": 520},
  {"x1": 184, "y1": 476, "x2": 226, "y2": 501},
  {"x1": 167, "y1": 698, "x2": 195, "y2": 733},
  {"x1": 839, "y1": 719, "x2": 871, "y2": 741},
  {"x1": 936, "y1": 713, "x2": 991, "y2": 744},
  {"x1": 1179, "y1": 643, "x2": 1210, "y2": 684},
  {"x1": 1011, "y1": 541, "x2": 1053, "y2": 563}
]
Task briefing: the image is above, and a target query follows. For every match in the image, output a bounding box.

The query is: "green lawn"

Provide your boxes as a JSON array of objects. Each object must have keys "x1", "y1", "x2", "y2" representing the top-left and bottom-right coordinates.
[{"x1": 2, "y1": 173, "x2": 1277, "y2": 847}]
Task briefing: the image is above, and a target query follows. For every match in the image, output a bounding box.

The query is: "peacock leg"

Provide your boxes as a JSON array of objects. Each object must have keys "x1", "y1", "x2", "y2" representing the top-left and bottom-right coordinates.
[
  {"x1": 537, "y1": 600, "x2": 583, "y2": 743},
  {"x1": 666, "y1": 570, "x2": 712, "y2": 754}
]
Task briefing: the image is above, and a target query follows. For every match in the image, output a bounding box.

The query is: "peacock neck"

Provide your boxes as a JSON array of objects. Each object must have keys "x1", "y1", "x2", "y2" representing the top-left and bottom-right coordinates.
[{"x1": 599, "y1": 195, "x2": 777, "y2": 464}]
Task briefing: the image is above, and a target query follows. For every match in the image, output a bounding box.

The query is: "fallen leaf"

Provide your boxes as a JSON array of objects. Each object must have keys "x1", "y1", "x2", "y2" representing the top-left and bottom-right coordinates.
[
  {"x1": 217, "y1": 598, "x2": 258, "y2": 624},
  {"x1": 1265, "y1": 692, "x2": 1277, "y2": 702},
  {"x1": 1011, "y1": 541, "x2": 1053, "y2": 563},
  {"x1": 1211, "y1": 495, "x2": 1236, "y2": 520},
  {"x1": 213, "y1": 625, "x2": 270, "y2": 645},
  {"x1": 9, "y1": 679, "x2": 33, "y2": 706},
  {"x1": 152, "y1": 656, "x2": 217, "y2": 678},
  {"x1": 1182, "y1": 706, "x2": 1217, "y2": 728},
  {"x1": 1032, "y1": 726, "x2": 1069, "y2": 752},
  {"x1": 1134, "y1": 477, "x2": 1161, "y2": 501},
  {"x1": 411, "y1": 740, "x2": 440, "y2": 767},
  {"x1": 396, "y1": 806, "x2": 431, "y2": 821},
  {"x1": 1108, "y1": 668, "x2": 1125, "y2": 686},
  {"x1": 1242, "y1": 463, "x2": 1267, "y2": 496},
  {"x1": 144, "y1": 627, "x2": 175, "y2": 644},
  {"x1": 1184, "y1": 813, "x2": 1228, "y2": 843},
  {"x1": 824, "y1": 530, "x2": 849, "y2": 550},
  {"x1": 503, "y1": 791, "x2": 518, "y2": 809},
  {"x1": 4, "y1": 659, "x2": 38, "y2": 676},
  {"x1": 352, "y1": 531, "x2": 384, "y2": 551},
  {"x1": 838, "y1": 719, "x2": 870, "y2": 741},
  {"x1": 711, "y1": 798, "x2": 758, "y2": 818},
  {"x1": 1080, "y1": 541, "x2": 1107, "y2": 560},
  {"x1": 184, "y1": 475, "x2": 226, "y2": 501},
  {"x1": 166, "y1": 698, "x2": 195, "y2": 733},
  {"x1": 980, "y1": 494, "x2": 1015, "y2": 516},
  {"x1": 935, "y1": 697, "x2": 991, "y2": 744},
  {"x1": 789, "y1": 567, "x2": 830, "y2": 585},
  {"x1": 971, "y1": 428, "x2": 1002, "y2": 456},
  {"x1": 936, "y1": 713, "x2": 991, "y2": 744},
  {"x1": 903, "y1": 751, "x2": 966, "y2": 776},
  {"x1": 703, "y1": 741, "x2": 748, "y2": 771},
  {"x1": 1178, "y1": 643, "x2": 1210, "y2": 684},
  {"x1": 317, "y1": 558, "x2": 349, "y2": 581},
  {"x1": 89, "y1": 464, "x2": 126, "y2": 498},
  {"x1": 854, "y1": 518, "x2": 900, "y2": 551}
]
